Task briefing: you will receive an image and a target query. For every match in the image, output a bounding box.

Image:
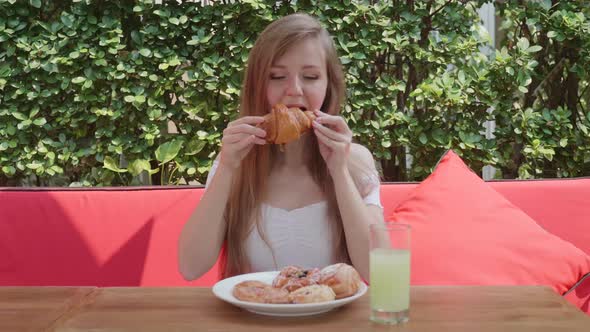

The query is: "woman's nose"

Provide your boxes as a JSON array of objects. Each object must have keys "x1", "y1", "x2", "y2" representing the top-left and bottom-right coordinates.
[{"x1": 285, "y1": 76, "x2": 302, "y2": 96}]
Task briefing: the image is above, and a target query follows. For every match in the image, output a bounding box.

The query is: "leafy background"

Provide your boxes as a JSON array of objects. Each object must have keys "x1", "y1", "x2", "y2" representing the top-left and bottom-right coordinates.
[{"x1": 0, "y1": 0, "x2": 588, "y2": 186}]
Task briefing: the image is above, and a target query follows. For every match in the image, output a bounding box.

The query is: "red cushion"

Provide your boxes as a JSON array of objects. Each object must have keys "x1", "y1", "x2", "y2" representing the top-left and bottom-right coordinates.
[
  {"x1": 387, "y1": 151, "x2": 590, "y2": 313},
  {"x1": 379, "y1": 183, "x2": 416, "y2": 221},
  {"x1": 0, "y1": 187, "x2": 219, "y2": 287},
  {"x1": 380, "y1": 180, "x2": 590, "y2": 257},
  {"x1": 489, "y1": 179, "x2": 590, "y2": 256},
  {"x1": 564, "y1": 273, "x2": 590, "y2": 314}
]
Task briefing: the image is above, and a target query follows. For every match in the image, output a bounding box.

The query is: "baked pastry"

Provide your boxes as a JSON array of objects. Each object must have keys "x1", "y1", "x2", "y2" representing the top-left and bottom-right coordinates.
[
  {"x1": 288, "y1": 284, "x2": 336, "y2": 304},
  {"x1": 232, "y1": 280, "x2": 290, "y2": 304},
  {"x1": 272, "y1": 265, "x2": 322, "y2": 292},
  {"x1": 258, "y1": 104, "x2": 316, "y2": 145},
  {"x1": 319, "y1": 263, "x2": 361, "y2": 299}
]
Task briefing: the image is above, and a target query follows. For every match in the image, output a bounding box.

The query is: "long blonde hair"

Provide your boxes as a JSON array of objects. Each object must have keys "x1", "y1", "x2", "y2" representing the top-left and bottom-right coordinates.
[{"x1": 221, "y1": 13, "x2": 370, "y2": 278}]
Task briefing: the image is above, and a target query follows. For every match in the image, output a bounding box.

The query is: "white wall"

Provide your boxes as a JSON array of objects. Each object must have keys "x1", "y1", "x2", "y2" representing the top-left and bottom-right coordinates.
[{"x1": 478, "y1": 2, "x2": 497, "y2": 180}]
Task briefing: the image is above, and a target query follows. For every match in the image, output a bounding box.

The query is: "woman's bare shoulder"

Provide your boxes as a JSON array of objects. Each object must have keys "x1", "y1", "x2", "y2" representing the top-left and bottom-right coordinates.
[
  {"x1": 350, "y1": 143, "x2": 377, "y2": 167},
  {"x1": 348, "y1": 143, "x2": 380, "y2": 196}
]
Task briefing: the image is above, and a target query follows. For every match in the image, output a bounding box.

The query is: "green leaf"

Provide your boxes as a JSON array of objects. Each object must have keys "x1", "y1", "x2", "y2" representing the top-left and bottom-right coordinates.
[
  {"x1": 139, "y1": 48, "x2": 151, "y2": 57},
  {"x1": 2, "y1": 165, "x2": 16, "y2": 175},
  {"x1": 12, "y1": 112, "x2": 27, "y2": 121},
  {"x1": 539, "y1": 0, "x2": 552, "y2": 10},
  {"x1": 432, "y1": 128, "x2": 446, "y2": 144},
  {"x1": 559, "y1": 138, "x2": 568, "y2": 147},
  {"x1": 72, "y1": 77, "x2": 86, "y2": 84},
  {"x1": 26, "y1": 161, "x2": 43, "y2": 170},
  {"x1": 124, "y1": 95, "x2": 135, "y2": 103},
  {"x1": 185, "y1": 139, "x2": 206, "y2": 155},
  {"x1": 128, "y1": 159, "x2": 152, "y2": 176},
  {"x1": 131, "y1": 30, "x2": 143, "y2": 45},
  {"x1": 61, "y1": 14, "x2": 74, "y2": 28},
  {"x1": 352, "y1": 52, "x2": 366, "y2": 60},
  {"x1": 526, "y1": 45, "x2": 542, "y2": 53},
  {"x1": 155, "y1": 140, "x2": 183, "y2": 164},
  {"x1": 419, "y1": 133, "x2": 428, "y2": 144},
  {"x1": 153, "y1": 9, "x2": 169, "y2": 17},
  {"x1": 458, "y1": 70, "x2": 465, "y2": 83},
  {"x1": 518, "y1": 86, "x2": 528, "y2": 93},
  {"x1": 30, "y1": 0, "x2": 41, "y2": 8},
  {"x1": 103, "y1": 156, "x2": 127, "y2": 173},
  {"x1": 33, "y1": 118, "x2": 47, "y2": 126},
  {"x1": 517, "y1": 38, "x2": 530, "y2": 51}
]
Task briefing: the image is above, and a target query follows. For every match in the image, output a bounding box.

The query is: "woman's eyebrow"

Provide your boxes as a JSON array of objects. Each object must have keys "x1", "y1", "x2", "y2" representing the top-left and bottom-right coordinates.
[{"x1": 270, "y1": 64, "x2": 321, "y2": 69}]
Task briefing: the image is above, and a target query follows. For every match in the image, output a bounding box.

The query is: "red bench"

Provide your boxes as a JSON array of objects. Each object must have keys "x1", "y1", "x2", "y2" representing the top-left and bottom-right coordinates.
[{"x1": 1, "y1": 179, "x2": 589, "y2": 314}]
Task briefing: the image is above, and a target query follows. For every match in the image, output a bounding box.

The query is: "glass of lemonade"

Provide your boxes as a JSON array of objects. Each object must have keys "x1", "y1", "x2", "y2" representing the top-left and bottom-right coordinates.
[{"x1": 369, "y1": 223, "x2": 411, "y2": 324}]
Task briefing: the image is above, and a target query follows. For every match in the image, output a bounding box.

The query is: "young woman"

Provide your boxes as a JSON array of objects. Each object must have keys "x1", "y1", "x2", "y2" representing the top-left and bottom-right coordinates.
[{"x1": 178, "y1": 13, "x2": 383, "y2": 281}]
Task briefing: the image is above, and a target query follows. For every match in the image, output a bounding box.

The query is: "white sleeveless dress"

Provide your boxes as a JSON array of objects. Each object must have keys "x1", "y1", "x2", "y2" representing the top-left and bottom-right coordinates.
[{"x1": 205, "y1": 159, "x2": 382, "y2": 272}]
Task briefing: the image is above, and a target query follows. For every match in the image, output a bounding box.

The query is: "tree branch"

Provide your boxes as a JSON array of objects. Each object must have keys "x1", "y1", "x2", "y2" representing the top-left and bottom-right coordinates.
[
  {"x1": 531, "y1": 58, "x2": 567, "y2": 99},
  {"x1": 576, "y1": 82, "x2": 589, "y2": 109},
  {"x1": 426, "y1": 0, "x2": 454, "y2": 21}
]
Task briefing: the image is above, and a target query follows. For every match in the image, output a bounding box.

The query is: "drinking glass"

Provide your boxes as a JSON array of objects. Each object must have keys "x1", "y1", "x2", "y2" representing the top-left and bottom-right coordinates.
[{"x1": 369, "y1": 223, "x2": 411, "y2": 324}]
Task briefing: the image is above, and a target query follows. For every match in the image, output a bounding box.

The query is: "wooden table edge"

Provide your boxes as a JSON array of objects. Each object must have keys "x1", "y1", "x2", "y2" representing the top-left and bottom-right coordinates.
[{"x1": 44, "y1": 287, "x2": 100, "y2": 331}]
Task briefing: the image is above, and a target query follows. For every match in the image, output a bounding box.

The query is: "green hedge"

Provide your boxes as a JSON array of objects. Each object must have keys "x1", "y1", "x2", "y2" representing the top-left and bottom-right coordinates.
[{"x1": 0, "y1": 0, "x2": 588, "y2": 186}]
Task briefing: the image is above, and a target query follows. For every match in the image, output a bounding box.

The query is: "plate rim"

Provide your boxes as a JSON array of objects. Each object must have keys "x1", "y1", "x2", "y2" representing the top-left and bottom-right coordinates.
[{"x1": 212, "y1": 270, "x2": 367, "y2": 312}]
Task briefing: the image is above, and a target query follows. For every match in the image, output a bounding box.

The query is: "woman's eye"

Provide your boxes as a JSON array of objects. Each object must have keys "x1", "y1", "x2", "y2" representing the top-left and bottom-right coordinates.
[
  {"x1": 304, "y1": 76, "x2": 319, "y2": 80},
  {"x1": 270, "y1": 75, "x2": 285, "y2": 80}
]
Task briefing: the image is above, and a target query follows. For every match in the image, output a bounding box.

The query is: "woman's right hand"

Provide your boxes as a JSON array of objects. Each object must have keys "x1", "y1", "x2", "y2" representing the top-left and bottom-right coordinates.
[{"x1": 219, "y1": 116, "x2": 267, "y2": 170}]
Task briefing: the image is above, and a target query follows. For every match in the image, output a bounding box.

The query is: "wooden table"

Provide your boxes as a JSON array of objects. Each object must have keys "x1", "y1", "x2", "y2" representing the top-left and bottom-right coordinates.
[
  {"x1": 2, "y1": 286, "x2": 588, "y2": 331},
  {"x1": 0, "y1": 287, "x2": 95, "y2": 332}
]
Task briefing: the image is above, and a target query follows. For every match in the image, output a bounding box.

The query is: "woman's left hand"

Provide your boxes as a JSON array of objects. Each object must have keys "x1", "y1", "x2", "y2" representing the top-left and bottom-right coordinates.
[{"x1": 312, "y1": 110, "x2": 352, "y2": 174}]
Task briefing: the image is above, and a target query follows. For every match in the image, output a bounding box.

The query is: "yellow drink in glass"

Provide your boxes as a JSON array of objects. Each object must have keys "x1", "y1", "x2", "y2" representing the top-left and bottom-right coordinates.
[
  {"x1": 370, "y1": 248, "x2": 411, "y2": 312},
  {"x1": 369, "y1": 223, "x2": 411, "y2": 324}
]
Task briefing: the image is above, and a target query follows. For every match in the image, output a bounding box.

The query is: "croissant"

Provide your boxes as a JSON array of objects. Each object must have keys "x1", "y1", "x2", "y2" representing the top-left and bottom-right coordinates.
[{"x1": 259, "y1": 104, "x2": 316, "y2": 145}]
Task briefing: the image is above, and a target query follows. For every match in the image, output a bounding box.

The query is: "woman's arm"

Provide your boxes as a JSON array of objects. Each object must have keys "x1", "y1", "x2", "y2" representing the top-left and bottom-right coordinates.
[
  {"x1": 178, "y1": 162, "x2": 234, "y2": 280},
  {"x1": 178, "y1": 115, "x2": 267, "y2": 281},
  {"x1": 312, "y1": 110, "x2": 384, "y2": 279},
  {"x1": 331, "y1": 144, "x2": 384, "y2": 280}
]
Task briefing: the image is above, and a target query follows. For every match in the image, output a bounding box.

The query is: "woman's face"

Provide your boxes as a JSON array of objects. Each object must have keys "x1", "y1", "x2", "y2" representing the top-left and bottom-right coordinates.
[{"x1": 266, "y1": 38, "x2": 328, "y2": 112}]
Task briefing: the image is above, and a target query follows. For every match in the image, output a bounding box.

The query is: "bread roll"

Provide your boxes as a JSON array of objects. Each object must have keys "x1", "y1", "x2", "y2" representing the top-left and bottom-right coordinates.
[
  {"x1": 319, "y1": 263, "x2": 361, "y2": 299},
  {"x1": 233, "y1": 280, "x2": 290, "y2": 304},
  {"x1": 288, "y1": 285, "x2": 336, "y2": 304},
  {"x1": 272, "y1": 265, "x2": 321, "y2": 292}
]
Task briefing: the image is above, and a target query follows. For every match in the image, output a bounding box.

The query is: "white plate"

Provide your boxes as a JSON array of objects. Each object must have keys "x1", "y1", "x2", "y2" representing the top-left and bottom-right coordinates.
[{"x1": 212, "y1": 271, "x2": 368, "y2": 317}]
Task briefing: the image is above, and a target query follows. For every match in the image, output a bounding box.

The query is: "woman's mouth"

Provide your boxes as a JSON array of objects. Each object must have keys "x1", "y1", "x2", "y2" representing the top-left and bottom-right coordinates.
[{"x1": 287, "y1": 105, "x2": 307, "y2": 111}]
